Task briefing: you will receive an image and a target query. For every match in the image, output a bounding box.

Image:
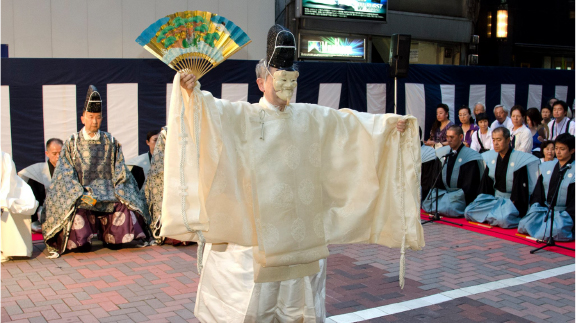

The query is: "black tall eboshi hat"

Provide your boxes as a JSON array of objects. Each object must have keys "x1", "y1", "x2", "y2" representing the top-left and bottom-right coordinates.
[
  {"x1": 84, "y1": 85, "x2": 102, "y2": 113},
  {"x1": 266, "y1": 24, "x2": 296, "y2": 71}
]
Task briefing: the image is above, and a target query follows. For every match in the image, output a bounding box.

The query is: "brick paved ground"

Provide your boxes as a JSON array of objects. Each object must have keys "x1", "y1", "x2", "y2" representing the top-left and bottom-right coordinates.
[{"x1": 1, "y1": 223, "x2": 574, "y2": 322}]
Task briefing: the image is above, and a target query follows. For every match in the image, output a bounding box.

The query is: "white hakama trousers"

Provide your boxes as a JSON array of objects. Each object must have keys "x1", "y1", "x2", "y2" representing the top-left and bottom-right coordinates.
[
  {"x1": 194, "y1": 243, "x2": 327, "y2": 323},
  {"x1": 1, "y1": 210, "x2": 32, "y2": 260}
]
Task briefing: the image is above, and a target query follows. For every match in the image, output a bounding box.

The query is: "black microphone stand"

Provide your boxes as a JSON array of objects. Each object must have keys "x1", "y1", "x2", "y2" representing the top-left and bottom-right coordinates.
[
  {"x1": 422, "y1": 152, "x2": 463, "y2": 226},
  {"x1": 530, "y1": 165, "x2": 575, "y2": 254}
]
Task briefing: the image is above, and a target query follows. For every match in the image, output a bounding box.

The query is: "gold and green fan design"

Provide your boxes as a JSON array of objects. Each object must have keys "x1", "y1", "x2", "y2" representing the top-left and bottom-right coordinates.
[{"x1": 136, "y1": 11, "x2": 251, "y2": 79}]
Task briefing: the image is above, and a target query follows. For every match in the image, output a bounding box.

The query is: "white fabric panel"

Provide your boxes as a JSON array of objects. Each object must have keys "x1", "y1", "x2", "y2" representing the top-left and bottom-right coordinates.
[
  {"x1": 166, "y1": 83, "x2": 173, "y2": 124},
  {"x1": 527, "y1": 84, "x2": 543, "y2": 110},
  {"x1": 1, "y1": 86, "x2": 12, "y2": 155},
  {"x1": 245, "y1": 0, "x2": 274, "y2": 59},
  {"x1": 1, "y1": 0, "x2": 15, "y2": 58},
  {"x1": 155, "y1": 0, "x2": 188, "y2": 19},
  {"x1": 222, "y1": 84, "x2": 249, "y2": 102},
  {"x1": 318, "y1": 83, "x2": 342, "y2": 109},
  {"x1": 122, "y1": 0, "x2": 156, "y2": 58},
  {"x1": 405, "y1": 83, "x2": 426, "y2": 136},
  {"x1": 107, "y1": 84, "x2": 139, "y2": 161},
  {"x1": 42, "y1": 85, "x2": 77, "y2": 146},
  {"x1": 13, "y1": 0, "x2": 52, "y2": 57},
  {"x1": 52, "y1": 0, "x2": 88, "y2": 58},
  {"x1": 88, "y1": 0, "x2": 123, "y2": 58},
  {"x1": 366, "y1": 83, "x2": 386, "y2": 114},
  {"x1": 500, "y1": 84, "x2": 516, "y2": 110},
  {"x1": 555, "y1": 86, "x2": 568, "y2": 102},
  {"x1": 468, "y1": 84, "x2": 486, "y2": 109},
  {"x1": 440, "y1": 84, "x2": 456, "y2": 124}
]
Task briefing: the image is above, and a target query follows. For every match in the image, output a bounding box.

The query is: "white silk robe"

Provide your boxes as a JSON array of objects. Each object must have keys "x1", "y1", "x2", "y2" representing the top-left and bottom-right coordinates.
[
  {"x1": 161, "y1": 75, "x2": 425, "y2": 322},
  {"x1": 1, "y1": 152, "x2": 38, "y2": 260}
]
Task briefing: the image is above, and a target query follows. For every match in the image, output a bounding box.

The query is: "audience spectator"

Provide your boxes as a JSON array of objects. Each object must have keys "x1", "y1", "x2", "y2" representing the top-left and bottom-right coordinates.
[
  {"x1": 509, "y1": 105, "x2": 533, "y2": 153},
  {"x1": 422, "y1": 125, "x2": 483, "y2": 218},
  {"x1": 526, "y1": 108, "x2": 548, "y2": 151},
  {"x1": 127, "y1": 130, "x2": 160, "y2": 190},
  {"x1": 470, "y1": 113, "x2": 493, "y2": 153},
  {"x1": 491, "y1": 104, "x2": 513, "y2": 130},
  {"x1": 541, "y1": 105, "x2": 553, "y2": 125},
  {"x1": 465, "y1": 127, "x2": 540, "y2": 228},
  {"x1": 473, "y1": 103, "x2": 486, "y2": 124},
  {"x1": 458, "y1": 105, "x2": 479, "y2": 147},
  {"x1": 518, "y1": 133, "x2": 574, "y2": 241},
  {"x1": 425, "y1": 104, "x2": 454, "y2": 148},
  {"x1": 18, "y1": 138, "x2": 63, "y2": 233},
  {"x1": 548, "y1": 100, "x2": 575, "y2": 140},
  {"x1": 540, "y1": 140, "x2": 556, "y2": 163}
]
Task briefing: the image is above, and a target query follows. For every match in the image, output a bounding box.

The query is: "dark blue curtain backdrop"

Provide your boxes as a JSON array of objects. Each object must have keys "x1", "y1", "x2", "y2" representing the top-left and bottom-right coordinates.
[{"x1": 2, "y1": 58, "x2": 574, "y2": 169}]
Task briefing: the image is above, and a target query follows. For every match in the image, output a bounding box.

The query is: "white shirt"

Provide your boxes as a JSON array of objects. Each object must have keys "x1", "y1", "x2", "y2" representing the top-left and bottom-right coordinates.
[
  {"x1": 81, "y1": 127, "x2": 101, "y2": 141},
  {"x1": 470, "y1": 128, "x2": 493, "y2": 152},
  {"x1": 509, "y1": 124, "x2": 533, "y2": 153},
  {"x1": 547, "y1": 118, "x2": 575, "y2": 140},
  {"x1": 490, "y1": 117, "x2": 513, "y2": 131}
]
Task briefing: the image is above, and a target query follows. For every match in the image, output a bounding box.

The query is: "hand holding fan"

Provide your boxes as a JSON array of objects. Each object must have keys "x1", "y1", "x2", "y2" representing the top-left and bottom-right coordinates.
[{"x1": 136, "y1": 11, "x2": 251, "y2": 79}]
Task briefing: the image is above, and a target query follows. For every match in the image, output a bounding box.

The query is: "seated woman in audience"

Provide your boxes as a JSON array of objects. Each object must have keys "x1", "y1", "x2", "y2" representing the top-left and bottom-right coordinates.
[
  {"x1": 425, "y1": 104, "x2": 454, "y2": 148},
  {"x1": 458, "y1": 105, "x2": 479, "y2": 147},
  {"x1": 518, "y1": 133, "x2": 574, "y2": 241},
  {"x1": 509, "y1": 105, "x2": 533, "y2": 153},
  {"x1": 526, "y1": 107, "x2": 548, "y2": 152},
  {"x1": 541, "y1": 105, "x2": 553, "y2": 125},
  {"x1": 470, "y1": 113, "x2": 492, "y2": 153},
  {"x1": 540, "y1": 140, "x2": 556, "y2": 163}
]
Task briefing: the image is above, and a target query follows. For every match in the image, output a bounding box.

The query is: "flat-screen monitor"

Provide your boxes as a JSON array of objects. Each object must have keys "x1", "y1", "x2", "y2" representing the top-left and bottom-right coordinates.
[
  {"x1": 299, "y1": 34, "x2": 366, "y2": 60},
  {"x1": 299, "y1": 0, "x2": 387, "y2": 22}
]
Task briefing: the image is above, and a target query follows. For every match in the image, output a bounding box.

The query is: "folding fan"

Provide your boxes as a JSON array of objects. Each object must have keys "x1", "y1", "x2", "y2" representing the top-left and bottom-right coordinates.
[{"x1": 136, "y1": 11, "x2": 251, "y2": 79}]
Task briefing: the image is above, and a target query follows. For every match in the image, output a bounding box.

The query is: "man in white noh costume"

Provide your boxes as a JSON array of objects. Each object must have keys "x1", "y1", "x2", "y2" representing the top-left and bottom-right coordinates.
[
  {"x1": 1, "y1": 152, "x2": 38, "y2": 261},
  {"x1": 160, "y1": 25, "x2": 424, "y2": 322}
]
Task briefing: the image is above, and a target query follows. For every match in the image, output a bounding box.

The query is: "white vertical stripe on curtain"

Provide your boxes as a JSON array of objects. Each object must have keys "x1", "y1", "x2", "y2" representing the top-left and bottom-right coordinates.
[
  {"x1": 318, "y1": 83, "x2": 342, "y2": 109},
  {"x1": 221, "y1": 83, "x2": 249, "y2": 102},
  {"x1": 500, "y1": 84, "x2": 516, "y2": 110},
  {"x1": 366, "y1": 83, "x2": 386, "y2": 114},
  {"x1": 440, "y1": 84, "x2": 456, "y2": 124},
  {"x1": 1, "y1": 86, "x2": 12, "y2": 155},
  {"x1": 527, "y1": 84, "x2": 543, "y2": 110},
  {"x1": 405, "y1": 83, "x2": 426, "y2": 137},
  {"x1": 107, "y1": 83, "x2": 138, "y2": 161},
  {"x1": 42, "y1": 85, "x2": 77, "y2": 147},
  {"x1": 468, "y1": 84, "x2": 486, "y2": 110}
]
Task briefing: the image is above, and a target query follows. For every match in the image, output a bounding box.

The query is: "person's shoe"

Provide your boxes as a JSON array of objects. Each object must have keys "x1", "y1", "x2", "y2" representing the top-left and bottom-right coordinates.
[{"x1": 31, "y1": 221, "x2": 42, "y2": 233}]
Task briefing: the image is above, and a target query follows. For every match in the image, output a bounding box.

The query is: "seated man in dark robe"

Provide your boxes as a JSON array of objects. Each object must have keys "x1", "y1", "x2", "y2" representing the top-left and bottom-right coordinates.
[
  {"x1": 18, "y1": 138, "x2": 63, "y2": 233},
  {"x1": 519, "y1": 133, "x2": 575, "y2": 241},
  {"x1": 42, "y1": 85, "x2": 151, "y2": 258},
  {"x1": 465, "y1": 127, "x2": 540, "y2": 228},
  {"x1": 127, "y1": 130, "x2": 160, "y2": 189},
  {"x1": 422, "y1": 125, "x2": 483, "y2": 217},
  {"x1": 420, "y1": 127, "x2": 440, "y2": 202}
]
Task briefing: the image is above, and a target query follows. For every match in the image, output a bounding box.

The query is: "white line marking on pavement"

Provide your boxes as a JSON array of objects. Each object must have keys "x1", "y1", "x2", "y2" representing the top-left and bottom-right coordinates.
[{"x1": 326, "y1": 264, "x2": 575, "y2": 323}]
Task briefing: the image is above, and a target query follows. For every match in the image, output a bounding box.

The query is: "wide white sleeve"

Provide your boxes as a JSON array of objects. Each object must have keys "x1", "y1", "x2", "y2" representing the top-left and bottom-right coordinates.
[
  {"x1": 570, "y1": 120, "x2": 575, "y2": 135},
  {"x1": 0, "y1": 152, "x2": 38, "y2": 215}
]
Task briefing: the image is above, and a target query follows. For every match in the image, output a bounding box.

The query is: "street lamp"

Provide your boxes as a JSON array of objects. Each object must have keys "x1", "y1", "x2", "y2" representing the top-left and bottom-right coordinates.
[{"x1": 496, "y1": 1, "x2": 508, "y2": 39}]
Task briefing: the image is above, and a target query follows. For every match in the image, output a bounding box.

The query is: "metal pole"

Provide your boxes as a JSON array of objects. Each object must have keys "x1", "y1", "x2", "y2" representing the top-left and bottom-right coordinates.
[{"x1": 394, "y1": 76, "x2": 397, "y2": 114}]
